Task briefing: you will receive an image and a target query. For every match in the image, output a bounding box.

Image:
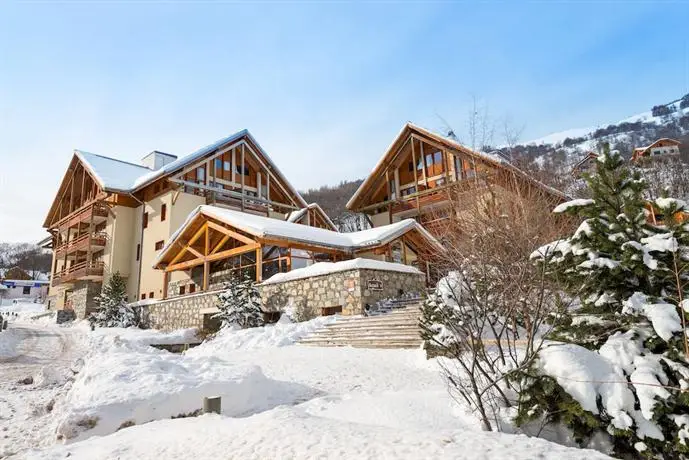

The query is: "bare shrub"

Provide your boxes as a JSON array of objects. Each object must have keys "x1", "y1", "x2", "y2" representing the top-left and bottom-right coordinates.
[{"x1": 420, "y1": 172, "x2": 575, "y2": 431}]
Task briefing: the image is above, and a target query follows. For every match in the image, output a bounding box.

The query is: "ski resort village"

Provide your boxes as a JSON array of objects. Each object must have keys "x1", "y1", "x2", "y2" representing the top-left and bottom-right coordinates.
[{"x1": 3, "y1": 3, "x2": 689, "y2": 460}]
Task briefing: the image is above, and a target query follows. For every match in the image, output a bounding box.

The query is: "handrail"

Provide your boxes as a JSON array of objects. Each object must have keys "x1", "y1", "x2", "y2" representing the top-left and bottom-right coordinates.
[
  {"x1": 57, "y1": 202, "x2": 109, "y2": 230},
  {"x1": 55, "y1": 232, "x2": 108, "y2": 254}
]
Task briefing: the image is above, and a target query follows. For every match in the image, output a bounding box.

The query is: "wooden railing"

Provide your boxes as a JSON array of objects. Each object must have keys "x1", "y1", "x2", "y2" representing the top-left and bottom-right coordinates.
[
  {"x1": 55, "y1": 232, "x2": 108, "y2": 257},
  {"x1": 52, "y1": 261, "x2": 105, "y2": 285},
  {"x1": 57, "y1": 202, "x2": 109, "y2": 231}
]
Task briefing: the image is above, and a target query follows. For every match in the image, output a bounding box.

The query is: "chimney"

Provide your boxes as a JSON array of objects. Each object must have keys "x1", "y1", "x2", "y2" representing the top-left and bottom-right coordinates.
[{"x1": 141, "y1": 151, "x2": 177, "y2": 170}]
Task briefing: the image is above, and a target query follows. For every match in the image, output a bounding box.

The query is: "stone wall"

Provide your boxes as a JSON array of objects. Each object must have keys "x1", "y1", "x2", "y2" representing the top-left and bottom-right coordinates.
[
  {"x1": 143, "y1": 290, "x2": 221, "y2": 331},
  {"x1": 258, "y1": 268, "x2": 425, "y2": 316},
  {"x1": 66, "y1": 280, "x2": 101, "y2": 319}
]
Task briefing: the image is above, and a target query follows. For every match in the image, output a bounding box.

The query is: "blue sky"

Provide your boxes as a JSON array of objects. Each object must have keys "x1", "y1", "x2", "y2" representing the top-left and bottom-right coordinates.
[{"x1": 0, "y1": 1, "x2": 687, "y2": 242}]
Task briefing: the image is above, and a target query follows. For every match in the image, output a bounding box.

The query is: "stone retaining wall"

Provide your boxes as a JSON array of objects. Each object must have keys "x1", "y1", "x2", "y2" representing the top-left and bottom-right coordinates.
[
  {"x1": 257, "y1": 268, "x2": 425, "y2": 316},
  {"x1": 143, "y1": 290, "x2": 221, "y2": 331}
]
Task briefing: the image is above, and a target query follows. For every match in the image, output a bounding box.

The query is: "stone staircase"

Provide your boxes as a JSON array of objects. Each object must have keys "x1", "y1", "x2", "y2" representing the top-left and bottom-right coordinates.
[{"x1": 299, "y1": 301, "x2": 424, "y2": 349}]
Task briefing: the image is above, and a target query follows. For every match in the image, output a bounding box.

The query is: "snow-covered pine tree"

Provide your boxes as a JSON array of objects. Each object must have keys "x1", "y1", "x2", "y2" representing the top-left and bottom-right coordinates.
[
  {"x1": 518, "y1": 148, "x2": 689, "y2": 458},
  {"x1": 214, "y1": 275, "x2": 264, "y2": 329},
  {"x1": 533, "y1": 146, "x2": 661, "y2": 348},
  {"x1": 89, "y1": 271, "x2": 140, "y2": 328}
]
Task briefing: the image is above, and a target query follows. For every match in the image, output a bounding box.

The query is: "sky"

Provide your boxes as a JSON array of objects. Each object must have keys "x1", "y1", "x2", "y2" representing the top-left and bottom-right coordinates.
[{"x1": 1, "y1": 1, "x2": 688, "y2": 243}]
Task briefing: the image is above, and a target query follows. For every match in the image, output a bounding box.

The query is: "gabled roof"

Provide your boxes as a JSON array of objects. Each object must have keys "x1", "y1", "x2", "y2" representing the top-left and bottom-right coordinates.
[
  {"x1": 572, "y1": 151, "x2": 598, "y2": 170},
  {"x1": 61, "y1": 130, "x2": 307, "y2": 208},
  {"x1": 631, "y1": 138, "x2": 681, "y2": 161},
  {"x1": 347, "y1": 122, "x2": 566, "y2": 210},
  {"x1": 286, "y1": 203, "x2": 338, "y2": 231},
  {"x1": 75, "y1": 150, "x2": 152, "y2": 193},
  {"x1": 153, "y1": 204, "x2": 444, "y2": 267}
]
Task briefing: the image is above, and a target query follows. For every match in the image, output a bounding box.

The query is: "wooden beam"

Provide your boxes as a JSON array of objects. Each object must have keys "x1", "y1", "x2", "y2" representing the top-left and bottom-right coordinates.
[
  {"x1": 207, "y1": 243, "x2": 260, "y2": 264},
  {"x1": 204, "y1": 224, "x2": 210, "y2": 256},
  {"x1": 186, "y1": 246, "x2": 204, "y2": 259},
  {"x1": 203, "y1": 260, "x2": 209, "y2": 291},
  {"x1": 206, "y1": 221, "x2": 256, "y2": 245},
  {"x1": 420, "y1": 140, "x2": 428, "y2": 185},
  {"x1": 231, "y1": 147, "x2": 236, "y2": 184},
  {"x1": 210, "y1": 234, "x2": 231, "y2": 255}
]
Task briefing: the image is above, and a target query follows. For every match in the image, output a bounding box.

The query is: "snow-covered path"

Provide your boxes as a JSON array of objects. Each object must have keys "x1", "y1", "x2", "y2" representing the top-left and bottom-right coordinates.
[{"x1": 0, "y1": 323, "x2": 85, "y2": 458}]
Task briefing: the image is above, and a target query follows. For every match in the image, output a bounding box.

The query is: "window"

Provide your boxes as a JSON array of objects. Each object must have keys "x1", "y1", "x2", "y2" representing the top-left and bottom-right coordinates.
[
  {"x1": 149, "y1": 292, "x2": 154, "y2": 299},
  {"x1": 136, "y1": 244, "x2": 140, "y2": 261},
  {"x1": 236, "y1": 165, "x2": 249, "y2": 176},
  {"x1": 161, "y1": 204, "x2": 167, "y2": 222},
  {"x1": 179, "y1": 285, "x2": 186, "y2": 295},
  {"x1": 433, "y1": 151, "x2": 442, "y2": 164},
  {"x1": 425, "y1": 153, "x2": 433, "y2": 167},
  {"x1": 214, "y1": 158, "x2": 222, "y2": 171},
  {"x1": 22, "y1": 286, "x2": 31, "y2": 295},
  {"x1": 223, "y1": 161, "x2": 231, "y2": 171},
  {"x1": 197, "y1": 167, "x2": 205, "y2": 182},
  {"x1": 401, "y1": 186, "x2": 416, "y2": 197},
  {"x1": 143, "y1": 212, "x2": 148, "y2": 229},
  {"x1": 189, "y1": 284, "x2": 196, "y2": 294},
  {"x1": 408, "y1": 161, "x2": 413, "y2": 172},
  {"x1": 389, "y1": 179, "x2": 396, "y2": 200},
  {"x1": 141, "y1": 293, "x2": 146, "y2": 300},
  {"x1": 155, "y1": 240, "x2": 164, "y2": 251}
]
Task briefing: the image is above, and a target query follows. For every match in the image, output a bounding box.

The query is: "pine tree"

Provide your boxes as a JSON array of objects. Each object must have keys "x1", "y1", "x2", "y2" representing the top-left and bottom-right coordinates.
[
  {"x1": 89, "y1": 272, "x2": 140, "y2": 328},
  {"x1": 518, "y1": 148, "x2": 689, "y2": 458},
  {"x1": 214, "y1": 276, "x2": 264, "y2": 329}
]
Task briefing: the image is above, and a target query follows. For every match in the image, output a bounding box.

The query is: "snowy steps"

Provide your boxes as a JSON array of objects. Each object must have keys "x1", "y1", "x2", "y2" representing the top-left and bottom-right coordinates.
[{"x1": 298, "y1": 305, "x2": 423, "y2": 349}]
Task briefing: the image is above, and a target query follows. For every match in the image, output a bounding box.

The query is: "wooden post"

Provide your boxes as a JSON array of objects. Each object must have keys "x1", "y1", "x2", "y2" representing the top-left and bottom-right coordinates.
[
  {"x1": 241, "y1": 144, "x2": 245, "y2": 212},
  {"x1": 231, "y1": 147, "x2": 236, "y2": 184},
  {"x1": 162, "y1": 271, "x2": 169, "y2": 299},
  {"x1": 411, "y1": 138, "x2": 420, "y2": 214},
  {"x1": 420, "y1": 141, "x2": 428, "y2": 185},
  {"x1": 385, "y1": 170, "x2": 393, "y2": 224},
  {"x1": 402, "y1": 238, "x2": 408, "y2": 265},
  {"x1": 203, "y1": 396, "x2": 221, "y2": 414},
  {"x1": 256, "y1": 246, "x2": 263, "y2": 282},
  {"x1": 203, "y1": 224, "x2": 210, "y2": 291}
]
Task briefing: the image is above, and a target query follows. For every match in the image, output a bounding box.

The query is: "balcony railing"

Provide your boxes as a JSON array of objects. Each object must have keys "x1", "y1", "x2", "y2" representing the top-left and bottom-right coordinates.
[
  {"x1": 55, "y1": 232, "x2": 108, "y2": 258},
  {"x1": 57, "y1": 202, "x2": 109, "y2": 231},
  {"x1": 52, "y1": 261, "x2": 105, "y2": 286}
]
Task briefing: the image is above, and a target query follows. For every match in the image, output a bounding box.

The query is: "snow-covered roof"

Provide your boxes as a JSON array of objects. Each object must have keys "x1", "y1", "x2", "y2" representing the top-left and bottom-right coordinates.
[
  {"x1": 347, "y1": 122, "x2": 566, "y2": 210},
  {"x1": 260, "y1": 258, "x2": 422, "y2": 285},
  {"x1": 75, "y1": 150, "x2": 153, "y2": 193},
  {"x1": 154, "y1": 205, "x2": 443, "y2": 267},
  {"x1": 286, "y1": 203, "x2": 338, "y2": 231},
  {"x1": 73, "y1": 130, "x2": 307, "y2": 208}
]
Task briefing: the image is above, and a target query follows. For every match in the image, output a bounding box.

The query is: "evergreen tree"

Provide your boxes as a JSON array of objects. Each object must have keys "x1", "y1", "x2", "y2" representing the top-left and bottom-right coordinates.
[
  {"x1": 89, "y1": 272, "x2": 140, "y2": 328},
  {"x1": 518, "y1": 148, "x2": 689, "y2": 458},
  {"x1": 214, "y1": 276, "x2": 264, "y2": 329}
]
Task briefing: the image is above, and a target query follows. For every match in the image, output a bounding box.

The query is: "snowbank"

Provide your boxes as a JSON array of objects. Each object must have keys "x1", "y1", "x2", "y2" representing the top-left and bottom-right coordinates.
[
  {"x1": 81, "y1": 324, "x2": 199, "y2": 348},
  {"x1": 23, "y1": 406, "x2": 612, "y2": 460},
  {"x1": 0, "y1": 327, "x2": 20, "y2": 359},
  {"x1": 54, "y1": 338, "x2": 316, "y2": 442},
  {"x1": 188, "y1": 316, "x2": 335, "y2": 355}
]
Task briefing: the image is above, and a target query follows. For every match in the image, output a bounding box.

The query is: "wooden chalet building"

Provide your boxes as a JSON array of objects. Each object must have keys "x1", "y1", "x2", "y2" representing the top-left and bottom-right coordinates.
[
  {"x1": 571, "y1": 151, "x2": 599, "y2": 177},
  {"x1": 631, "y1": 138, "x2": 681, "y2": 162},
  {"x1": 43, "y1": 129, "x2": 440, "y2": 318},
  {"x1": 346, "y1": 123, "x2": 566, "y2": 235}
]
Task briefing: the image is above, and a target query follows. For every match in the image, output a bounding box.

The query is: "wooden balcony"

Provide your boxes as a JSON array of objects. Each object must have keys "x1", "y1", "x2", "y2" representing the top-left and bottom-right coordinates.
[
  {"x1": 55, "y1": 232, "x2": 108, "y2": 258},
  {"x1": 57, "y1": 202, "x2": 109, "y2": 231},
  {"x1": 52, "y1": 261, "x2": 105, "y2": 286}
]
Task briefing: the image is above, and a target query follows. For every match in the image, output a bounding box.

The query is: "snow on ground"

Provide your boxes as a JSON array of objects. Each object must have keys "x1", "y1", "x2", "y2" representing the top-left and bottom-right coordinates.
[
  {"x1": 5, "y1": 312, "x2": 613, "y2": 459},
  {"x1": 0, "y1": 326, "x2": 21, "y2": 359},
  {"x1": 78, "y1": 322, "x2": 199, "y2": 346},
  {"x1": 21, "y1": 407, "x2": 611, "y2": 460},
  {"x1": 54, "y1": 337, "x2": 315, "y2": 442}
]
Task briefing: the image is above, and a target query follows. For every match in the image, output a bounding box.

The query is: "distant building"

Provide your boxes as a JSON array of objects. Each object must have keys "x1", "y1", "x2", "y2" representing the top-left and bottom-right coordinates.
[
  {"x1": 631, "y1": 138, "x2": 681, "y2": 162},
  {"x1": 571, "y1": 151, "x2": 599, "y2": 177},
  {"x1": 0, "y1": 279, "x2": 49, "y2": 303}
]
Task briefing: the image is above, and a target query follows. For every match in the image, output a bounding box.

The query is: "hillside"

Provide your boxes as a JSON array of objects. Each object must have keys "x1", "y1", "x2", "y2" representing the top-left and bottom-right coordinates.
[
  {"x1": 300, "y1": 179, "x2": 369, "y2": 231},
  {"x1": 510, "y1": 93, "x2": 689, "y2": 167}
]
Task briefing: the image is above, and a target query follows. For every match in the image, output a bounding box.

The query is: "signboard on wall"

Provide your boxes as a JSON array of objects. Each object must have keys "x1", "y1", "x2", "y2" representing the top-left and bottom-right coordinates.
[{"x1": 367, "y1": 279, "x2": 383, "y2": 291}]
